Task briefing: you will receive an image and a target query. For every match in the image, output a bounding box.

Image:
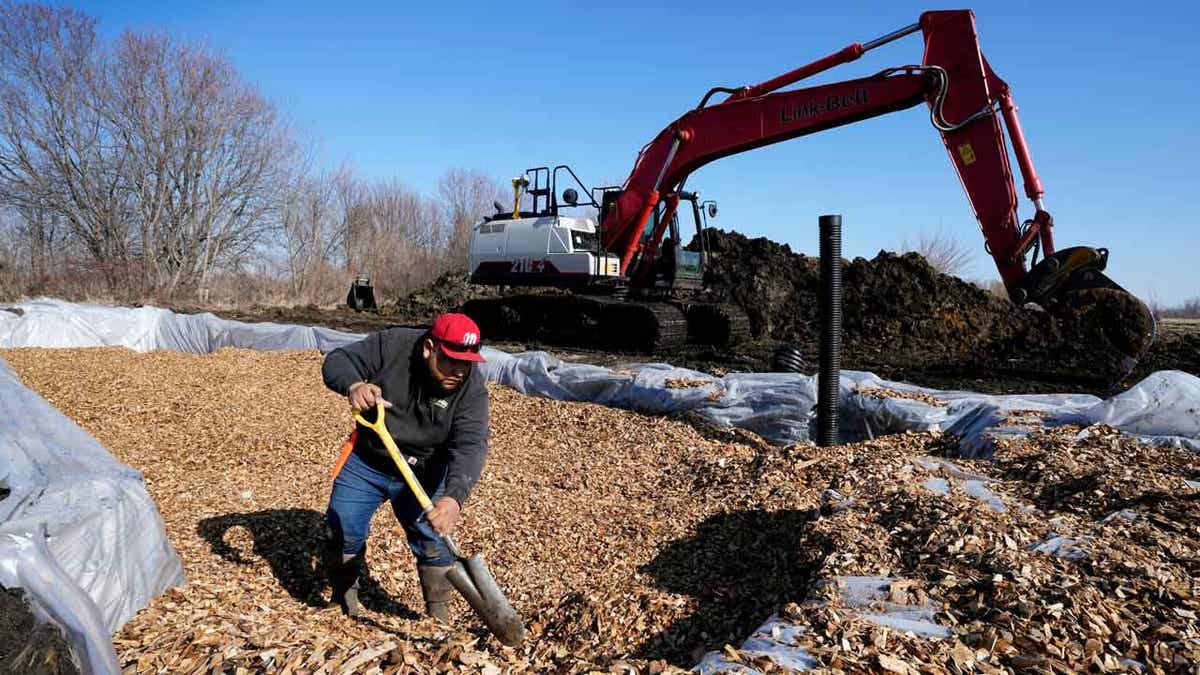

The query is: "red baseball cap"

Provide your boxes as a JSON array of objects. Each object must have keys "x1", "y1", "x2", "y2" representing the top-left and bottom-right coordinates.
[{"x1": 430, "y1": 313, "x2": 486, "y2": 362}]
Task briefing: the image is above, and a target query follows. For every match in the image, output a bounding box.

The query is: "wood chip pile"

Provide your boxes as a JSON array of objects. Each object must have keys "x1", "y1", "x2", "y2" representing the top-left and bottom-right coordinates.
[
  {"x1": 771, "y1": 427, "x2": 1200, "y2": 673},
  {"x1": 854, "y1": 387, "x2": 948, "y2": 407},
  {"x1": 2, "y1": 347, "x2": 1197, "y2": 674}
]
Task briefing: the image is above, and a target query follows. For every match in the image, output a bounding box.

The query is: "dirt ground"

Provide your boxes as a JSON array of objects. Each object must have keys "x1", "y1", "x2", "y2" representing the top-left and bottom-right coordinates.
[{"x1": 0, "y1": 587, "x2": 79, "y2": 675}]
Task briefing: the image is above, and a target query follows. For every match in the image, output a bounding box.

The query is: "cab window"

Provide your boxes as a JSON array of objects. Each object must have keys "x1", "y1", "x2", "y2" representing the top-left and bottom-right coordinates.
[{"x1": 571, "y1": 229, "x2": 598, "y2": 252}]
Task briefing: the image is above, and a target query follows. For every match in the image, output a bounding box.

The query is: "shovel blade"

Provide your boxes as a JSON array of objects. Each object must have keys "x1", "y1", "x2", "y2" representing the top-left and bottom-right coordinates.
[
  {"x1": 446, "y1": 555, "x2": 526, "y2": 647},
  {"x1": 446, "y1": 561, "x2": 485, "y2": 607}
]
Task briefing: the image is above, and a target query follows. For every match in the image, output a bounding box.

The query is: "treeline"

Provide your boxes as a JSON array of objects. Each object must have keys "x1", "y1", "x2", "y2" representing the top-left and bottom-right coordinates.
[
  {"x1": 1159, "y1": 298, "x2": 1200, "y2": 320},
  {"x1": 0, "y1": 2, "x2": 506, "y2": 306}
]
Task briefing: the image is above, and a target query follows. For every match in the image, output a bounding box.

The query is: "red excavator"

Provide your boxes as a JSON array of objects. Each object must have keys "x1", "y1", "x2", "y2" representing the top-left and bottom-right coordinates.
[{"x1": 464, "y1": 10, "x2": 1155, "y2": 374}]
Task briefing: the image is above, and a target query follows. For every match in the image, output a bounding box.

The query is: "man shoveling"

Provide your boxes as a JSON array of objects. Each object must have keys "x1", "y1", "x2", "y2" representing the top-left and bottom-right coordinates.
[{"x1": 321, "y1": 312, "x2": 487, "y2": 622}]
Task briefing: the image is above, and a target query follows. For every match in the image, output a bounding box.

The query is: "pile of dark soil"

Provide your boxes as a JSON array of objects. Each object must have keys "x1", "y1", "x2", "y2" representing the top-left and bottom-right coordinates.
[
  {"x1": 178, "y1": 231, "x2": 1186, "y2": 394},
  {"x1": 384, "y1": 269, "x2": 496, "y2": 321},
  {"x1": 386, "y1": 272, "x2": 505, "y2": 323},
  {"x1": 698, "y1": 228, "x2": 1142, "y2": 386},
  {"x1": 0, "y1": 587, "x2": 79, "y2": 675},
  {"x1": 699, "y1": 230, "x2": 1039, "y2": 358}
]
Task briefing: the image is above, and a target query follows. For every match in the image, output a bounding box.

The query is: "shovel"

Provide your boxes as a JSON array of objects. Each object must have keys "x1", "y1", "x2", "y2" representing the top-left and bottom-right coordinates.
[{"x1": 354, "y1": 402, "x2": 526, "y2": 647}]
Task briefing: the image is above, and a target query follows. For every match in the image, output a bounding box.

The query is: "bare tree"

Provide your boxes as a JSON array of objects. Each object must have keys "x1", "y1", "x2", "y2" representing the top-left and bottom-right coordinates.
[
  {"x1": 108, "y1": 31, "x2": 294, "y2": 297},
  {"x1": 0, "y1": 206, "x2": 21, "y2": 299},
  {"x1": 337, "y1": 168, "x2": 371, "y2": 276},
  {"x1": 4, "y1": 200, "x2": 68, "y2": 282},
  {"x1": 0, "y1": 4, "x2": 295, "y2": 299},
  {"x1": 338, "y1": 177, "x2": 445, "y2": 296},
  {"x1": 902, "y1": 229, "x2": 975, "y2": 277},
  {"x1": 0, "y1": 3, "x2": 135, "y2": 290},
  {"x1": 438, "y1": 168, "x2": 506, "y2": 270},
  {"x1": 277, "y1": 164, "x2": 349, "y2": 301}
]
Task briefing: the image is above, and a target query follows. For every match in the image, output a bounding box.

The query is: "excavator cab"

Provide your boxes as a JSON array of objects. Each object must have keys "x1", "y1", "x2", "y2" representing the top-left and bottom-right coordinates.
[{"x1": 648, "y1": 192, "x2": 709, "y2": 290}]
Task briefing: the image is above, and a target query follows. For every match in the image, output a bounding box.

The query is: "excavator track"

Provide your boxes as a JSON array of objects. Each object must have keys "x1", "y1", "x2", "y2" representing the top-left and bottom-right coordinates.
[
  {"x1": 683, "y1": 302, "x2": 752, "y2": 347},
  {"x1": 600, "y1": 299, "x2": 690, "y2": 352},
  {"x1": 461, "y1": 294, "x2": 690, "y2": 353}
]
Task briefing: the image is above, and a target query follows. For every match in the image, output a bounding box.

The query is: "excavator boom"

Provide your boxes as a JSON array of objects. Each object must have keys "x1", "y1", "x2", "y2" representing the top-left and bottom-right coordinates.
[{"x1": 607, "y1": 11, "x2": 1039, "y2": 292}]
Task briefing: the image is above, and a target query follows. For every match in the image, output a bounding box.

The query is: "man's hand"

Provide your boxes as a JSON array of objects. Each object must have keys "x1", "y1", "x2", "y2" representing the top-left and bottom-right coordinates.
[
  {"x1": 348, "y1": 381, "x2": 392, "y2": 412},
  {"x1": 426, "y1": 496, "x2": 461, "y2": 535}
]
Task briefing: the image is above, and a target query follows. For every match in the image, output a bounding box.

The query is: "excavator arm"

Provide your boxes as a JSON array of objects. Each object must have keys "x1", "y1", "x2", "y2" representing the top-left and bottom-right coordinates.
[
  {"x1": 601, "y1": 9, "x2": 1154, "y2": 372},
  {"x1": 606, "y1": 11, "x2": 1036, "y2": 290}
]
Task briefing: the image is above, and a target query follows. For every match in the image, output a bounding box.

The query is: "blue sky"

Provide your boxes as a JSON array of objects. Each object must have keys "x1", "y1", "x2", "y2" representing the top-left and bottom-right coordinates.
[{"x1": 68, "y1": 0, "x2": 1198, "y2": 303}]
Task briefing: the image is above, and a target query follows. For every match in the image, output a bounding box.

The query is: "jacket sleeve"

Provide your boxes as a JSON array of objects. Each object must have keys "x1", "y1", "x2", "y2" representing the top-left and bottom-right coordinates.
[
  {"x1": 442, "y1": 369, "x2": 490, "y2": 506},
  {"x1": 322, "y1": 329, "x2": 389, "y2": 395}
]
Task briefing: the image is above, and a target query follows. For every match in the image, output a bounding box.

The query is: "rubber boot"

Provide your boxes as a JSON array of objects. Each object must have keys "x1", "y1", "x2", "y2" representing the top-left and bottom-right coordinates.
[
  {"x1": 328, "y1": 552, "x2": 364, "y2": 617},
  {"x1": 418, "y1": 565, "x2": 454, "y2": 623}
]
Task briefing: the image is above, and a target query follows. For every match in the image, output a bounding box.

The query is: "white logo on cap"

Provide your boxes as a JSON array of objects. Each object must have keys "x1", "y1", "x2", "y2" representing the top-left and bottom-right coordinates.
[{"x1": 462, "y1": 332, "x2": 478, "y2": 345}]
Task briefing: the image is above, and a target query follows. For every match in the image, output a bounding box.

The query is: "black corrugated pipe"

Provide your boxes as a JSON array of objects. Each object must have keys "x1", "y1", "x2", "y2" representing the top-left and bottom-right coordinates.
[
  {"x1": 771, "y1": 344, "x2": 809, "y2": 373},
  {"x1": 817, "y1": 215, "x2": 843, "y2": 447}
]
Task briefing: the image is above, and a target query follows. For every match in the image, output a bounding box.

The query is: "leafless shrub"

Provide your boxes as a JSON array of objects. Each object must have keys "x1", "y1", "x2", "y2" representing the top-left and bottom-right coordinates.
[
  {"x1": 343, "y1": 178, "x2": 440, "y2": 297},
  {"x1": 277, "y1": 164, "x2": 350, "y2": 304},
  {"x1": 972, "y1": 278, "x2": 1009, "y2": 299},
  {"x1": 902, "y1": 230, "x2": 975, "y2": 277}
]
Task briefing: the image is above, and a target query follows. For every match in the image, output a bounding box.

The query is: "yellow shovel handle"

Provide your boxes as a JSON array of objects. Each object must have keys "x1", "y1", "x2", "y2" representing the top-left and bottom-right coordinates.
[
  {"x1": 353, "y1": 402, "x2": 434, "y2": 512},
  {"x1": 354, "y1": 402, "x2": 467, "y2": 560}
]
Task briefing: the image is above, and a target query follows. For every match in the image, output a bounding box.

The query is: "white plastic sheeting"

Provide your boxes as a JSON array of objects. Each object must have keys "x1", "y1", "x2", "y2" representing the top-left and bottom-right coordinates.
[
  {"x1": 1060, "y1": 370, "x2": 1200, "y2": 451},
  {"x1": 0, "y1": 357, "x2": 184, "y2": 674},
  {"x1": 0, "y1": 532, "x2": 121, "y2": 673},
  {"x1": 480, "y1": 350, "x2": 1200, "y2": 454},
  {"x1": 0, "y1": 298, "x2": 360, "y2": 354}
]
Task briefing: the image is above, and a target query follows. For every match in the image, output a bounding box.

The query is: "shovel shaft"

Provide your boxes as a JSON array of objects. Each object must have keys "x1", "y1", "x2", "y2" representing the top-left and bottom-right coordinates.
[{"x1": 356, "y1": 403, "x2": 466, "y2": 559}]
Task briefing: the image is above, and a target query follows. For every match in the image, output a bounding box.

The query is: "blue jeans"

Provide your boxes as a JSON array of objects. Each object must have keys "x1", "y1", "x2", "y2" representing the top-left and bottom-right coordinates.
[{"x1": 325, "y1": 451, "x2": 453, "y2": 566}]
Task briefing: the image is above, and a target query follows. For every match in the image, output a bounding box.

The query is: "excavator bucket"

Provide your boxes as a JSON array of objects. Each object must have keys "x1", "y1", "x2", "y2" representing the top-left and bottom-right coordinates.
[
  {"x1": 1057, "y1": 286, "x2": 1156, "y2": 381},
  {"x1": 346, "y1": 276, "x2": 378, "y2": 312},
  {"x1": 1023, "y1": 246, "x2": 1156, "y2": 384}
]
